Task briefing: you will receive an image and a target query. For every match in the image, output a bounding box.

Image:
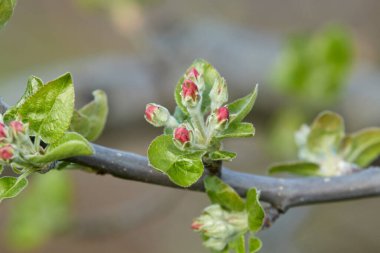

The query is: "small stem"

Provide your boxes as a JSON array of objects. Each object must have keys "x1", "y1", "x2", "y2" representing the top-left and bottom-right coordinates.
[
  {"x1": 34, "y1": 135, "x2": 41, "y2": 152},
  {"x1": 203, "y1": 156, "x2": 222, "y2": 176},
  {"x1": 16, "y1": 169, "x2": 32, "y2": 184},
  {"x1": 188, "y1": 104, "x2": 207, "y2": 143},
  {"x1": 166, "y1": 116, "x2": 179, "y2": 128}
]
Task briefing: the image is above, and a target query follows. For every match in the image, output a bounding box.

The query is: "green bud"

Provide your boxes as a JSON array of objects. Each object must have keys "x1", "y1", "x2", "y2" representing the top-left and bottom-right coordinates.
[
  {"x1": 192, "y1": 204, "x2": 248, "y2": 251},
  {"x1": 209, "y1": 78, "x2": 228, "y2": 111}
]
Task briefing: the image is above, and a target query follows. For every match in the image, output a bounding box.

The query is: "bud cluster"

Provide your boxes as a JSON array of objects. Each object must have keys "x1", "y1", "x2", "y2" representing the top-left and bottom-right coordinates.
[
  {"x1": 191, "y1": 205, "x2": 248, "y2": 251},
  {"x1": 145, "y1": 65, "x2": 231, "y2": 150},
  {"x1": 295, "y1": 125, "x2": 356, "y2": 176},
  {"x1": 0, "y1": 115, "x2": 38, "y2": 170}
]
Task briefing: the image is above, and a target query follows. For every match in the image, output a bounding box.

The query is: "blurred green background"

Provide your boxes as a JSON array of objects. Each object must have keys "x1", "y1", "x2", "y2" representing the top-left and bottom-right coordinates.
[{"x1": 1, "y1": 0, "x2": 380, "y2": 252}]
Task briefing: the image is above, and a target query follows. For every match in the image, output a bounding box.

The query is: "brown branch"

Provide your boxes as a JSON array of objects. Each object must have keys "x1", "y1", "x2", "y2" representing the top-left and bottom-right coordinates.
[{"x1": 69, "y1": 144, "x2": 380, "y2": 212}]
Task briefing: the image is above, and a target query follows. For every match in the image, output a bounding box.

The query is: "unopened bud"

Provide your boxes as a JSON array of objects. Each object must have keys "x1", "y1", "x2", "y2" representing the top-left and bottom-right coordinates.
[
  {"x1": 173, "y1": 126, "x2": 192, "y2": 148},
  {"x1": 0, "y1": 145, "x2": 13, "y2": 160},
  {"x1": 10, "y1": 121, "x2": 24, "y2": 134},
  {"x1": 181, "y1": 79, "x2": 199, "y2": 107},
  {"x1": 187, "y1": 67, "x2": 200, "y2": 80},
  {"x1": 0, "y1": 123, "x2": 7, "y2": 139},
  {"x1": 144, "y1": 103, "x2": 171, "y2": 127},
  {"x1": 209, "y1": 78, "x2": 228, "y2": 110},
  {"x1": 216, "y1": 107, "x2": 229, "y2": 124},
  {"x1": 206, "y1": 107, "x2": 230, "y2": 132},
  {"x1": 192, "y1": 205, "x2": 249, "y2": 251}
]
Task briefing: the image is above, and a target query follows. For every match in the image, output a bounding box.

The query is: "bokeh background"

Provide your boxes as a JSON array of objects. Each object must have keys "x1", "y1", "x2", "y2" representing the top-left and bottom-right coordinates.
[{"x1": 1, "y1": 0, "x2": 380, "y2": 252}]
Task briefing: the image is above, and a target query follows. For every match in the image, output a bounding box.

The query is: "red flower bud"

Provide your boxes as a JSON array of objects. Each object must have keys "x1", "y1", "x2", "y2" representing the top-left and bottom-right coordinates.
[
  {"x1": 191, "y1": 221, "x2": 202, "y2": 231},
  {"x1": 0, "y1": 145, "x2": 13, "y2": 160},
  {"x1": 0, "y1": 123, "x2": 7, "y2": 139},
  {"x1": 144, "y1": 103, "x2": 171, "y2": 127},
  {"x1": 145, "y1": 104, "x2": 158, "y2": 122},
  {"x1": 10, "y1": 121, "x2": 24, "y2": 133},
  {"x1": 174, "y1": 127, "x2": 191, "y2": 144},
  {"x1": 182, "y1": 79, "x2": 199, "y2": 103},
  {"x1": 216, "y1": 107, "x2": 229, "y2": 124},
  {"x1": 187, "y1": 67, "x2": 200, "y2": 80}
]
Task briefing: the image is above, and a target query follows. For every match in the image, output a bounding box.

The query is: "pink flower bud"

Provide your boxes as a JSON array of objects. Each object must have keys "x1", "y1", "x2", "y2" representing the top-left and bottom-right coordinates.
[
  {"x1": 174, "y1": 126, "x2": 191, "y2": 144},
  {"x1": 191, "y1": 221, "x2": 202, "y2": 231},
  {"x1": 182, "y1": 79, "x2": 199, "y2": 104},
  {"x1": 216, "y1": 107, "x2": 229, "y2": 124},
  {"x1": 10, "y1": 121, "x2": 24, "y2": 133},
  {"x1": 0, "y1": 145, "x2": 13, "y2": 160},
  {"x1": 145, "y1": 104, "x2": 158, "y2": 122},
  {"x1": 187, "y1": 67, "x2": 200, "y2": 80},
  {"x1": 144, "y1": 103, "x2": 170, "y2": 127},
  {"x1": 0, "y1": 123, "x2": 7, "y2": 139}
]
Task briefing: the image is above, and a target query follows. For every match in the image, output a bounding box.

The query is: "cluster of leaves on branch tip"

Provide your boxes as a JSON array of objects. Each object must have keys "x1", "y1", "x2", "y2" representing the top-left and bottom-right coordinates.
[
  {"x1": 145, "y1": 59, "x2": 265, "y2": 252},
  {"x1": 269, "y1": 111, "x2": 380, "y2": 177},
  {"x1": 0, "y1": 74, "x2": 108, "y2": 202},
  {"x1": 145, "y1": 59, "x2": 257, "y2": 187}
]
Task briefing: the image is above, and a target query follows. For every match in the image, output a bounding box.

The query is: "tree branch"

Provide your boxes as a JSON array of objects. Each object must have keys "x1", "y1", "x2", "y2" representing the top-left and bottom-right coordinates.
[
  {"x1": 1, "y1": 98, "x2": 380, "y2": 212},
  {"x1": 69, "y1": 144, "x2": 380, "y2": 212}
]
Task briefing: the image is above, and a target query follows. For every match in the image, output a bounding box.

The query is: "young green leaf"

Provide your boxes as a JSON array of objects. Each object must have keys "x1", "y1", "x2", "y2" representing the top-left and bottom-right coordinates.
[
  {"x1": 148, "y1": 135, "x2": 205, "y2": 187},
  {"x1": 0, "y1": 0, "x2": 16, "y2": 28},
  {"x1": 229, "y1": 235, "x2": 246, "y2": 253},
  {"x1": 216, "y1": 122, "x2": 255, "y2": 139},
  {"x1": 246, "y1": 188, "x2": 264, "y2": 233},
  {"x1": 28, "y1": 132, "x2": 93, "y2": 164},
  {"x1": 0, "y1": 177, "x2": 28, "y2": 202},
  {"x1": 268, "y1": 161, "x2": 320, "y2": 176},
  {"x1": 249, "y1": 237, "x2": 263, "y2": 253},
  {"x1": 70, "y1": 90, "x2": 108, "y2": 141},
  {"x1": 307, "y1": 111, "x2": 344, "y2": 154},
  {"x1": 6, "y1": 171, "x2": 71, "y2": 251},
  {"x1": 209, "y1": 150, "x2": 237, "y2": 161},
  {"x1": 343, "y1": 128, "x2": 380, "y2": 167},
  {"x1": 18, "y1": 73, "x2": 75, "y2": 143},
  {"x1": 4, "y1": 76, "x2": 44, "y2": 122},
  {"x1": 204, "y1": 176, "x2": 245, "y2": 212},
  {"x1": 226, "y1": 85, "x2": 258, "y2": 125}
]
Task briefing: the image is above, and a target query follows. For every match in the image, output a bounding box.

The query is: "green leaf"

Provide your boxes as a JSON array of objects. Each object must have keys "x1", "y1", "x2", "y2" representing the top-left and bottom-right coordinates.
[
  {"x1": 229, "y1": 235, "x2": 246, "y2": 253},
  {"x1": 4, "y1": 76, "x2": 44, "y2": 122},
  {"x1": 28, "y1": 132, "x2": 93, "y2": 164},
  {"x1": 209, "y1": 150, "x2": 236, "y2": 161},
  {"x1": 18, "y1": 73, "x2": 75, "y2": 143},
  {"x1": 175, "y1": 59, "x2": 224, "y2": 115},
  {"x1": 204, "y1": 176, "x2": 245, "y2": 212},
  {"x1": 6, "y1": 171, "x2": 71, "y2": 251},
  {"x1": 246, "y1": 188, "x2": 264, "y2": 233},
  {"x1": 270, "y1": 25, "x2": 352, "y2": 106},
  {"x1": 0, "y1": 165, "x2": 3, "y2": 174},
  {"x1": 148, "y1": 135, "x2": 205, "y2": 187},
  {"x1": 70, "y1": 90, "x2": 108, "y2": 141},
  {"x1": 0, "y1": 0, "x2": 16, "y2": 28},
  {"x1": 343, "y1": 128, "x2": 380, "y2": 167},
  {"x1": 268, "y1": 161, "x2": 320, "y2": 176},
  {"x1": 216, "y1": 122, "x2": 255, "y2": 139},
  {"x1": 307, "y1": 111, "x2": 344, "y2": 154},
  {"x1": 249, "y1": 237, "x2": 262, "y2": 253},
  {"x1": 227, "y1": 85, "x2": 258, "y2": 125},
  {"x1": 0, "y1": 176, "x2": 28, "y2": 202}
]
